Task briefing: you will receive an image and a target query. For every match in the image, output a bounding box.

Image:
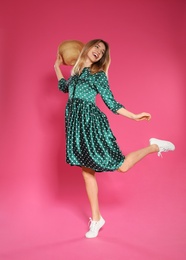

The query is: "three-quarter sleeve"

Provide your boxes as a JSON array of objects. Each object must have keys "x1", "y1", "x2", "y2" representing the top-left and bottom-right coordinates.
[
  {"x1": 94, "y1": 72, "x2": 124, "y2": 114},
  {"x1": 58, "y1": 78, "x2": 69, "y2": 93}
]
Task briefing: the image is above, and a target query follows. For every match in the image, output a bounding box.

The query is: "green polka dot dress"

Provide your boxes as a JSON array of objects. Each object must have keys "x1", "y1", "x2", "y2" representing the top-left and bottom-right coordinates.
[{"x1": 58, "y1": 67, "x2": 125, "y2": 172}]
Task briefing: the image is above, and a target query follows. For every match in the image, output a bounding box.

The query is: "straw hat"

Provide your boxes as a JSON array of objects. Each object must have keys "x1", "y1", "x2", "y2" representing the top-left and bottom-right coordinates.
[{"x1": 58, "y1": 40, "x2": 84, "y2": 66}]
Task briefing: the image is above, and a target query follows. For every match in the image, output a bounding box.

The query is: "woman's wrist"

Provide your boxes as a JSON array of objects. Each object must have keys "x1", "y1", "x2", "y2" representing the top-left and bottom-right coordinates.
[
  {"x1": 131, "y1": 113, "x2": 136, "y2": 120},
  {"x1": 117, "y1": 108, "x2": 136, "y2": 120},
  {"x1": 54, "y1": 65, "x2": 64, "y2": 80},
  {"x1": 54, "y1": 64, "x2": 60, "y2": 70}
]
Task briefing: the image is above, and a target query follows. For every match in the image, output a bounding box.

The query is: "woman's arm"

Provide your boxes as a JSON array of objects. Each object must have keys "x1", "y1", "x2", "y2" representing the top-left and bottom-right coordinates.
[
  {"x1": 95, "y1": 72, "x2": 151, "y2": 121},
  {"x1": 117, "y1": 107, "x2": 151, "y2": 121},
  {"x1": 95, "y1": 72, "x2": 124, "y2": 113},
  {"x1": 54, "y1": 54, "x2": 69, "y2": 93},
  {"x1": 54, "y1": 54, "x2": 65, "y2": 80}
]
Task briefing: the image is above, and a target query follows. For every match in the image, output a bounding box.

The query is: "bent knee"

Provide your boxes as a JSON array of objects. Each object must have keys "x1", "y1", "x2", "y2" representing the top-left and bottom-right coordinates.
[
  {"x1": 117, "y1": 167, "x2": 128, "y2": 173},
  {"x1": 117, "y1": 162, "x2": 129, "y2": 173}
]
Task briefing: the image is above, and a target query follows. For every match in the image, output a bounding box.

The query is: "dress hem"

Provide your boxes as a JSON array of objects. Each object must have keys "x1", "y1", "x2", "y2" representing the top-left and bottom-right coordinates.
[{"x1": 66, "y1": 156, "x2": 125, "y2": 172}]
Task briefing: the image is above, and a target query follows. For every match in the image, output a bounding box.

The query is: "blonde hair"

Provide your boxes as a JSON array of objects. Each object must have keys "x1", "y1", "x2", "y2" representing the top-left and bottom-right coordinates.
[{"x1": 71, "y1": 39, "x2": 110, "y2": 76}]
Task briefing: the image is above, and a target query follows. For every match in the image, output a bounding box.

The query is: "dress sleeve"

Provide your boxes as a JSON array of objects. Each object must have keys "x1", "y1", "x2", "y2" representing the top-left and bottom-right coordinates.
[
  {"x1": 94, "y1": 72, "x2": 125, "y2": 114},
  {"x1": 58, "y1": 78, "x2": 69, "y2": 93}
]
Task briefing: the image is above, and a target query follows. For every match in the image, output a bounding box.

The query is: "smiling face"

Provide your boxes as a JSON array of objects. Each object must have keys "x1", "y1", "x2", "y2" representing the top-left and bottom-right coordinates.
[
  {"x1": 72, "y1": 39, "x2": 110, "y2": 75},
  {"x1": 87, "y1": 42, "x2": 106, "y2": 65}
]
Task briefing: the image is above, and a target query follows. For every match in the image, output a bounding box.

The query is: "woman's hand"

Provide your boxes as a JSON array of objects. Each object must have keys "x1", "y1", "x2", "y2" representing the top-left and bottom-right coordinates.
[
  {"x1": 134, "y1": 112, "x2": 151, "y2": 121},
  {"x1": 117, "y1": 108, "x2": 151, "y2": 121},
  {"x1": 54, "y1": 53, "x2": 65, "y2": 80},
  {"x1": 54, "y1": 53, "x2": 63, "y2": 68}
]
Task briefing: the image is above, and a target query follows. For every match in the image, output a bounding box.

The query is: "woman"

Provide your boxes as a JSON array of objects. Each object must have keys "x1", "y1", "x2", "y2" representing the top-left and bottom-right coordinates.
[{"x1": 54, "y1": 39, "x2": 175, "y2": 238}]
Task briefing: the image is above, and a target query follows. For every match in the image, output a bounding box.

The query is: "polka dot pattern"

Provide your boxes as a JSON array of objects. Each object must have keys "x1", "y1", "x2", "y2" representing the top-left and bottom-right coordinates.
[{"x1": 58, "y1": 68, "x2": 125, "y2": 172}]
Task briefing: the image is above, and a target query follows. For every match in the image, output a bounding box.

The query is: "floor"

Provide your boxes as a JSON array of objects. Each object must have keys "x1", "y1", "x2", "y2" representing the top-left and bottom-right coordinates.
[{"x1": 0, "y1": 161, "x2": 185, "y2": 260}]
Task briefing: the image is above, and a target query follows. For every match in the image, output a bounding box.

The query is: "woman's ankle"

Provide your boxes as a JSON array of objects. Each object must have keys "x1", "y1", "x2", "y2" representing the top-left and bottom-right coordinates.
[{"x1": 92, "y1": 213, "x2": 101, "y2": 221}]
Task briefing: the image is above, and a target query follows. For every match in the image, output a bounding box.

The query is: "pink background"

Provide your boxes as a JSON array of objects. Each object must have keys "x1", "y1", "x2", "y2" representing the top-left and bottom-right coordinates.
[{"x1": 0, "y1": 0, "x2": 186, "y2": 259}]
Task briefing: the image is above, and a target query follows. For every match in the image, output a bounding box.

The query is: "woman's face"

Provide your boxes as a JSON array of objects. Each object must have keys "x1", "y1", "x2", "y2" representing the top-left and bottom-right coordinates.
[{"x1": 87, "y1": 42, "x2": 106, "y2": 64}]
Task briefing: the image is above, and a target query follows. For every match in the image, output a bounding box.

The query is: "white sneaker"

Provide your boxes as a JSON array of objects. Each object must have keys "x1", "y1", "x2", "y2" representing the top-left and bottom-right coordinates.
[
  {"x1": 85, "y1": 216, "x2": 105, "y2": 238},
  {"x1": 149, "y1": 138, "x2": 175, "y2": 157}
]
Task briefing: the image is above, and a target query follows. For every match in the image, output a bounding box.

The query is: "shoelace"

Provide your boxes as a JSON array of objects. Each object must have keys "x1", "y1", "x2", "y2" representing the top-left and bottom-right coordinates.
[
  {"x1": 158, "y1": 146, "x2": 170, "y2": 157},
  {"x1": 88, "y1": 218, "x2": 98, "y2": 232}
]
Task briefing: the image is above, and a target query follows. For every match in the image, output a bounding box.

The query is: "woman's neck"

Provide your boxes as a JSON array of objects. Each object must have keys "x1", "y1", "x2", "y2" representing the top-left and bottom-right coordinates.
[{"x1": 83, "y1": 59, "x2": 92, "y2": 68}]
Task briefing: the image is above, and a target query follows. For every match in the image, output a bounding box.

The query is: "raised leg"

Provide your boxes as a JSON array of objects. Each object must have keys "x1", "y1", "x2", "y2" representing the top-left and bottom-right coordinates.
[
  {"x1": 118, "y1": 138, "x2": 176, "y2": 173},
  {"x1": 118, "y1": 144, "x2": 159, "y2": 172}
]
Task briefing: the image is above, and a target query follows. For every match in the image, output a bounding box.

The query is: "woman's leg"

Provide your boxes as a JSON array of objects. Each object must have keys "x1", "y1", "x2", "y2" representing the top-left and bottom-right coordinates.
[
  {"x1": 82, "y1": 166, "x2": 101, "y2": 221},
  {"x1": 82, "y1": 166, "x2": 105, "y2": 238},
  {"x1": 118, "y1": 144, "x2": 158, "y2": 173},
  {"x1": 118, "y1": 137, "x2": 175, "y2": 173}
]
